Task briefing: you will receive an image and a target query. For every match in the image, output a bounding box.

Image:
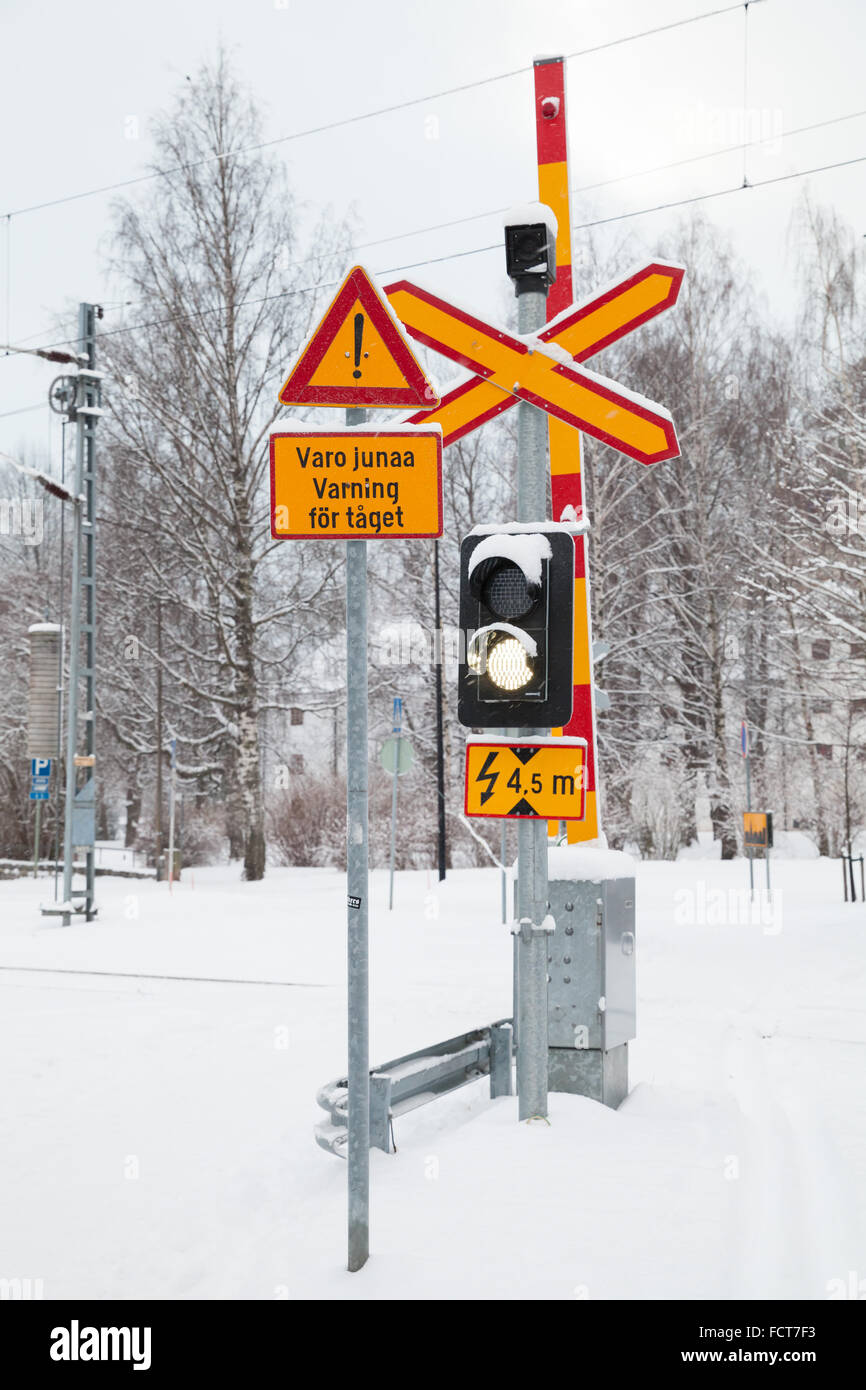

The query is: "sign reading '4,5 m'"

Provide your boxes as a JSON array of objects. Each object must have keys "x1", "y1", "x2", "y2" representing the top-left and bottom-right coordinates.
[{"x1": 464, "y1": 737, "x2": 587, "y2": 821}]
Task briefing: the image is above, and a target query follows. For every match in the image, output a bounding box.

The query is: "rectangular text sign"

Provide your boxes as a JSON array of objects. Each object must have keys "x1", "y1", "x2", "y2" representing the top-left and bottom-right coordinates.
[
  {"x1": 465, "y1": 737, "x2": 587, "y2": 821},
  {"x1": 270, "y1": 429, "x2": 442, "y2": 540}
]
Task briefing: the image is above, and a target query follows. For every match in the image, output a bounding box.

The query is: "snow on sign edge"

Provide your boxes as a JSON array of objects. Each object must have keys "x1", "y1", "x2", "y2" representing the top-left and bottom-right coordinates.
[
  {"x1": 277, "y1": 263, "x2": 444, "y2": 406},
  {"x1": 574, "y1": 361, "x2": 675, "y2": 424},
  {"x1": 270, "y1": 422, "x2": 443, "y2": 436},
  {"x1": 469, "y1": 520, "x2": 586, "y2": 536},
  {"x1": 465, "y1": 734, "x2": 587, "y2": 749}
]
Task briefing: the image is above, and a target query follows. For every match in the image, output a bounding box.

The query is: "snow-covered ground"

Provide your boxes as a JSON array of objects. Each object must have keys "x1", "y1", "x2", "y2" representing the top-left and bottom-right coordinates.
[{"x1": 0, "y1": 856, "x2": 863, "y2": 1300}]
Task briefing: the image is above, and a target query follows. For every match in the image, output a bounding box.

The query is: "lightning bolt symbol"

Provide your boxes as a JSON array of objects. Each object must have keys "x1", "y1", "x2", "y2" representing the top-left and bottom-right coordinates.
[{"x1": 477, "y1": 751, "x2": 499, "y2": 806}]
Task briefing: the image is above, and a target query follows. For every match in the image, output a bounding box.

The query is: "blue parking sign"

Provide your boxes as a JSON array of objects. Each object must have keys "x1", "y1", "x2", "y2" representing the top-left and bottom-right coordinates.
[{"x1": 30, "y1": 757, "x2": 51, "y2": 802}]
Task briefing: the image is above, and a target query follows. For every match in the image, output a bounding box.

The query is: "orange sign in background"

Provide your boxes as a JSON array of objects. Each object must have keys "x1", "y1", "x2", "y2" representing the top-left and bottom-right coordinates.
[{"x1": 743, "y1": 811, "x2": 773, "y2": 852}]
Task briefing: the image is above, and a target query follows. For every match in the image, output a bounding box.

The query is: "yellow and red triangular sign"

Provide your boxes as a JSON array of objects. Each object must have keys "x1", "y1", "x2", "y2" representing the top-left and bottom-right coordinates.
[{"x1": 278, "y1": 265, "x2": 439, "y2": 409}]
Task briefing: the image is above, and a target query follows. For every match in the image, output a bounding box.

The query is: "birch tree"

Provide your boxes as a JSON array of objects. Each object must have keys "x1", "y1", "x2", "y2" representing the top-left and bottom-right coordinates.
[{"x1": 100, "y1": 54, "x2": 350, "y2": 878}]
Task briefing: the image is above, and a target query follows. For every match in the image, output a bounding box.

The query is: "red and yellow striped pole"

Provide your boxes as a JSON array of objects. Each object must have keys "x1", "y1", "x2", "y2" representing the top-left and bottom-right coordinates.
[{"x1": 534, "y1": 56, "x2": 601, "y2": 843}]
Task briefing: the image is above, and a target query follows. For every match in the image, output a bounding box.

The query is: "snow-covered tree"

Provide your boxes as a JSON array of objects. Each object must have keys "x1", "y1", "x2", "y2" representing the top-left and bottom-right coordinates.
[{"x1": 99, "y1": 54, "x2": 351, "y2": 878}]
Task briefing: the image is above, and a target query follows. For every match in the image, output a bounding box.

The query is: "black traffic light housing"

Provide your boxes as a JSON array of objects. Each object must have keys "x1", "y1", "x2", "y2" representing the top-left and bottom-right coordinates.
[
  {"x1": 458, "y1": 526, "x2": 574, "y2": 729},
  {"x1": 504, "y1": 219, "x2": 557, "y2": 295}
]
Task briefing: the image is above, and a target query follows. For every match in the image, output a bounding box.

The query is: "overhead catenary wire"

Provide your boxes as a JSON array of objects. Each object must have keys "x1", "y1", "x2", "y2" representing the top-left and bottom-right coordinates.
[
  {"x1": 5, "y1": 145, "x2": 863, "y2": 363},
  {"x1": 0, "y1": 3, "x2": 758, "y2": 223},
  {"x1": 0, "y1": 4, "x2": 773, "y2": 354},
  {"x1": 572, "y1": 106, "x2": 866, "y2": 197},
  {"x1": 265, "y1": 103, "x2": 866, "y2": 254},
  {"x1": 568, "y1": 149, "x2": 866, "y2": 236},
  {"x1": 8, "y1": 100, "x2": 866, "y2": 356},
  {"x1": 0, "y1": 401, "x2": 47, "y2": 419}
]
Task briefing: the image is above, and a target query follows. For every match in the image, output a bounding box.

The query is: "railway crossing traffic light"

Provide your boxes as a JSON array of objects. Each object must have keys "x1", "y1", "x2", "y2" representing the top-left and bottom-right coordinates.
[{"x1": 458, "y1": 525, "x2": 574, "y2": 729}]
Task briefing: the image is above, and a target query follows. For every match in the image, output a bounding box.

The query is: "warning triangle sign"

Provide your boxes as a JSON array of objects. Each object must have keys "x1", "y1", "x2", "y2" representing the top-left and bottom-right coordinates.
[{"x1": 278, "y1": 265, "x2": 439, "y2": 409}]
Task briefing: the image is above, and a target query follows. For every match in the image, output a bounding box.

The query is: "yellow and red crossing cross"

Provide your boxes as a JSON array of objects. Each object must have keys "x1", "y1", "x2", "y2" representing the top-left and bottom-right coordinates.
[
  {"x1": 385, "y1": 261, "x2": 683, "y2": 466},
  {"x1": 388, "y1": 231, "x2": 682, "y2": 843}
]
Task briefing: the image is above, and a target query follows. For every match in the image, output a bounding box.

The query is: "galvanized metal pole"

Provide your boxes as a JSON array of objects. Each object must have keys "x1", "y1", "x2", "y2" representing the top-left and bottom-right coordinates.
[
  {"x1": 61, "y1": 426, "x2": 83, "y2": 921},
  {"x1": 388, "y1": 696, "x2": 401, "y2": 910},
  {"x1": 745, "y1": 745, "x2": 754, "y2": 898},
  {"x1": 515, "y1": 283, "x2": 550, "y2": 1121},
  {"x1": 61, "y1": 303, "x2": 97, "y2": 927},
  {"x1": 168, "y1": 737, "x2": 177, "y2": 891},
  {"x1": 155, "y1": 598, "x2": 164, "y2": 875},
  {"x1": 81, "y1": 309, "x2": 97, "y2": 922},
  {"x1": 53, "y1": 429, "x2": 67, "y2": 900},
  {"x1": 346, "y1": 405, "x2": 370, "y2": 1272},
  {"x1": 33, "y1": 801, "x2": 41, "y2": 878},
  {"x1": 500, "y1": 821, "x2": 507, "y2": 924},
  {"x1": 432, "y1": 540, "x2": 447, "y2": 880}
]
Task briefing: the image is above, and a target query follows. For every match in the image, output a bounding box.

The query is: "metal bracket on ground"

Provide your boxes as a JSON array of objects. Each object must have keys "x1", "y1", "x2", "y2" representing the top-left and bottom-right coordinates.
[{"x1": 315, "y1": 1020, "x2": 514, "y2": 1157}]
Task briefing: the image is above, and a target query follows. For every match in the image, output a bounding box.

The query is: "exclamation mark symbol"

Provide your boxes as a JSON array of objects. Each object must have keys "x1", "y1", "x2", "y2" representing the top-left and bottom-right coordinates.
[{"x1": 353, "y1": 313, "x2": 364, "y2": 379}]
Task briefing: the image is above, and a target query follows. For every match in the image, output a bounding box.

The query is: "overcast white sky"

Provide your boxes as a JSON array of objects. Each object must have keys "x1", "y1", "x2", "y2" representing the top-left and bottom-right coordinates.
[{"x1": 2, "y1": 0, "x2": 866, "y2": 459}]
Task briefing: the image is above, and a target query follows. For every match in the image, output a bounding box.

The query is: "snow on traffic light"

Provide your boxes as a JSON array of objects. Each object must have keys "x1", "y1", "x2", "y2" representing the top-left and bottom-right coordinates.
[{"x1": 458, "y1": 524, "x2": 575, "y2": 729}]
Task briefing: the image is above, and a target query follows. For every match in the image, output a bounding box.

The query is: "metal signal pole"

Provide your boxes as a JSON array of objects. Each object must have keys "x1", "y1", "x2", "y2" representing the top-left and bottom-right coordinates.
[
  {"x1": 61, "y1": 303, "x2": 99, "y2": 925},
  {"x1": 168, "y1": 737, "x2": 177, "y2": 889},
  {"x1": 514, "y1": 273, "x2": 551, "y2": 1122},
  {"x1": 744, "y1": 727, "x2": 754, "y2": 898},
  {"x1": 155, "y1": 596, "x2": 164, "y2": 875},
  {"x1": 345, "y1": 405, "x2": 370, "y2": 1272},
  {"x1": 388, "y1": 696, "x2": 402, "y2": 909},
  {"x1": 433, "y1": 539, "x2": 447, "y2": 880}
]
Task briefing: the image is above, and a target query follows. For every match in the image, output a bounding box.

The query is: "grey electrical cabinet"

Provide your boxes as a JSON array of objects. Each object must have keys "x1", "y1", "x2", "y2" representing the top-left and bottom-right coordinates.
[{"x1": 546, "y1": 874, "x2": 636, "y2": 1107}]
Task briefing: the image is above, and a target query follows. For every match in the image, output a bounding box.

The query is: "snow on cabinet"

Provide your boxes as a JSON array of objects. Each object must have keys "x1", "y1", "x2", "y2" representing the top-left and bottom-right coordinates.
[{"x1": 542, "y1": 848, "x2": 637, "y2": 1108}]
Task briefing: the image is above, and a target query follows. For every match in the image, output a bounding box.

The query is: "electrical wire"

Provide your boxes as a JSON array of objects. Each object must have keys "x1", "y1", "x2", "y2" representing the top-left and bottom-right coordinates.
[
  {"x1": 6, "y1": 145, "x2": 859, "y2": 360},
  {"x1": 571, "y1": 106, "x2": 866, "y2": 197},
  {"x1": 570, "y1": 150, "x2": 866, "y2": 233},
  {"x1": 0, "y1": 3, "x2": 755, "y2": 223},
  {"x1": 0, "y1": 401, "x2": 46, "y2": 418},
  {"x1": 6, "y1": 101, "x2": 866, "y2": 357}
]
